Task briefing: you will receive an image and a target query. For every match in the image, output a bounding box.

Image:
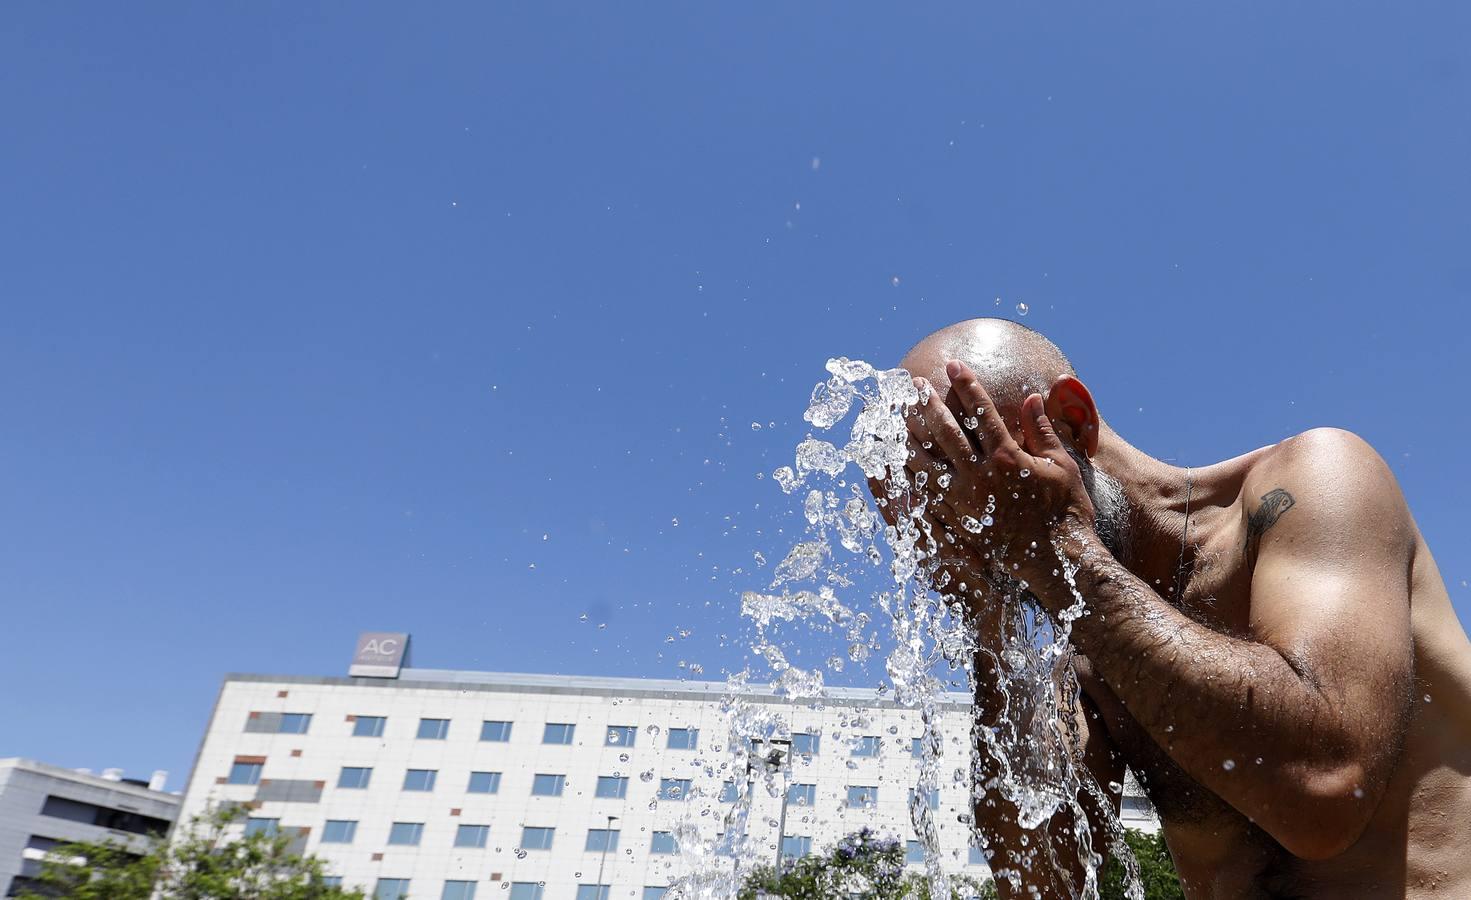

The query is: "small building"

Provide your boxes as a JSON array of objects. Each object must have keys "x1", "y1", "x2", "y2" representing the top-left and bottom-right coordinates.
[{"x1": 0, "y1": 758, "x2": 180, "y2": 897}]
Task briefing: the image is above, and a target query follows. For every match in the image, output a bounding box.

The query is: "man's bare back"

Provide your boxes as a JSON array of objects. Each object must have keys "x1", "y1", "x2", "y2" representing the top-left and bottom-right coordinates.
[{"x1": 880, "y1": 318, "x2": 1471, "y2": 898}]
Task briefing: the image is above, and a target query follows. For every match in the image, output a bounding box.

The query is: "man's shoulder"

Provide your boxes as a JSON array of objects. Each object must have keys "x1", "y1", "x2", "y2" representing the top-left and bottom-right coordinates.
[
  {"x1": 1243, "y1": 427, "x2": 1408, "y2": 540},
  {"x1": 1248, "y1": 427, "x2": 1389, "y2": 488}
]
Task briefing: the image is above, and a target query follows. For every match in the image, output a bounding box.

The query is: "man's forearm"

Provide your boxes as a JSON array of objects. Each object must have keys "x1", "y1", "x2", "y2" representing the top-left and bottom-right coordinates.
[{"x1": 1046, "y1": 527, "x2": 1374, "y2": 856}]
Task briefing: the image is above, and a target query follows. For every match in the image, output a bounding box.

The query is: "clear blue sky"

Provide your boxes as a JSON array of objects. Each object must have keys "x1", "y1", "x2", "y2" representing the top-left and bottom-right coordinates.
[{"x1": 3, "y1": 3, "x2": 1467, "y2": 787}]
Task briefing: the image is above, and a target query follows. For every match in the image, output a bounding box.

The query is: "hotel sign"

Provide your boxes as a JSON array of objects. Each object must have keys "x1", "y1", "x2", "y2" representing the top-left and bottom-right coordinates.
[{"x1": 349, "y1": 632, "x2": 409, "y2": 678}]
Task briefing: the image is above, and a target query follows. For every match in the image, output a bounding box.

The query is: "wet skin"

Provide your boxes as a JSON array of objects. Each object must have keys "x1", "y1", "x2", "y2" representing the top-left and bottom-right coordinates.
[{"x1": 887, "y1": 356, "x2": 1471, "y2": 899}]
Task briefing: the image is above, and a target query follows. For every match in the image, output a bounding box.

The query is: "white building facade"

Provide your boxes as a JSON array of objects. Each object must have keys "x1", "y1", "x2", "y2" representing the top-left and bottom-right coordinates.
[
  {"x1": 0, "y1": 758, "x2": 179, "y2": 897},
  {"x1": 179, "y1": 639, "x2": 1156, "y2": 900}
]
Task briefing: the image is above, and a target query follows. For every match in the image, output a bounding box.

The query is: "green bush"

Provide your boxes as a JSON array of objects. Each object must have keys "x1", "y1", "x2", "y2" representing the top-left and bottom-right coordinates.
[{"x1": 16, "y1": 805, "x2": 364, "y2": 900}]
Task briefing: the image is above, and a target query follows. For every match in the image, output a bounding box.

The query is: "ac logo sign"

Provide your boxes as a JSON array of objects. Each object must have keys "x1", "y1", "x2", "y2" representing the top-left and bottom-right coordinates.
[{"x1": 349, "y1": 631, "x2": 410, "y2": 678}]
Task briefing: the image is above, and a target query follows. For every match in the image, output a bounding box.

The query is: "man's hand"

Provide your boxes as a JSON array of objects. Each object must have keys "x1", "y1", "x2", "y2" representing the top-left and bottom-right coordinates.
[{"x1": 904, "y1": 359, "x2": 1097, "y2": 599}]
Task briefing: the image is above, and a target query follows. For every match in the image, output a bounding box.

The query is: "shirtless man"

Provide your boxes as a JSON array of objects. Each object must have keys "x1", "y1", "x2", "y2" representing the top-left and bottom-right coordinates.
[{"x1": 879, "y1": 318, "x2": 1471, "y2": 898}]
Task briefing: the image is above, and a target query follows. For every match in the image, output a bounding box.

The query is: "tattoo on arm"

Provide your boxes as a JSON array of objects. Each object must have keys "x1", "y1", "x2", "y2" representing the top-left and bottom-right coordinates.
[{"x1": 1245, "y1": 487, "x2": 1295, "y2": 568}]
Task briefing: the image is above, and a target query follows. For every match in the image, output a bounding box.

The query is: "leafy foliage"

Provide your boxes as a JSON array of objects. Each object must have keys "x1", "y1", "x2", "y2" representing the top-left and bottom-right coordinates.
[
  {"x1": 737, "y1": 828, "x2": 994, "y2": 899},
  {"x1": 738, "y1": 827, "x2": 1182, "y2": 900},
  {"x1": 1100, "y1": 829, "x2": 1185, "y2": 900},
  {"x1": 17, "y1": 805, "x2": 364, "y2": 900}
]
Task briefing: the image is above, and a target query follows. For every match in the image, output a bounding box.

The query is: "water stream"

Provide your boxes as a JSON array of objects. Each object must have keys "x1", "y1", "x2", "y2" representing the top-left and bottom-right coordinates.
[{"x1": 679, "y1": 357, "x2": 1143, "y2": 898}]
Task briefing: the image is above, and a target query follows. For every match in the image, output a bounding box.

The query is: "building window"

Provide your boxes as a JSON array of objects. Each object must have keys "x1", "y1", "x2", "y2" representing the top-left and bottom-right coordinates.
[
  {"x1": 911, "y1": 737, "x2": 925, "y2": 759},
  {"x1": 594, "y1": 776, "x2": 628, "y2": 799},
  {"x1": 509, "y1": 885, "x2": 543, "y2": 900},
  {"x1": 643, "y1": 889, "x2": 669, "y2": 900},
  {"x1": 658, "y1": 778, "x2": 692, "y2": 801},
  {"x1": 787, "y1": 783, "x2": 816, "y2": 806},
  {"x1": 455, "y1": 824, "x2": 490, "y2": 849},
  {"x1": 584, "y1": 828, "x2": 619, "y2": 852},
  {"x1": 353, "y1": 716, "x2": 387, "y2": 738},
  {"x1": 442, "y1": 882, "x2": 477, "y2": 900},
  {"x1": 244, "y1": 817, "x2": 280, "y2": 838},
  {"x1": 321, "y1": 820, "x2": 358, "y2": 843},
  {"x1": 388, "y1": 822, "x2": 424, "y2": 846},
  {"x1": 375, "y1": 879, "x2": 411, "y2": 900},
  {"x1": 338, "y1": 767, "x2": 372, "y2": 789},
  {"x1": 910, "y1": 787, "x2": 940, "y2": 811},
  {"x1": 417, "y1": 718, "x2": 450, "y2": 740},
  {"x1": 542, "y1": 723, "x2": 575, "y2": 745},
  {"x1": 575, "y1": 887, "x2": 610, "y2": 900},
  {"x1": 605, "y1": 725, "x2": 636, "y2": 746},
  {"x1": 781, "y1": 835, "x2": 812, "y2": 860},
  {"x1": 280, "y1": 713, "x2": 312, "y2": 734},
  {"x1": 324, "y1": 877, "x2": 343, "y2": 887},
  {"x1": 227, "y1": 761, "x2": 262, "y2": 786},
  {"x1": 791, "y1": 732, "x2": 820, "y2": 756},
  {"x1": 520, "y1": 826, "x2": 555, "y2": 850},
  {"x1": 850, "y1": 735, "x2": 881, "y2": 757},
  {"x1": 847, "y1": 785, "x2": 878, "y2": 808},
  {"x1": 718, "y1": 781, "x2": 739, "y2": 803},
  {"x1": 403, "y1": 769, "x2": 438, "y2": 792},
  {"x1": 480, "y1": 720, "x2": 513, "y2": 742},
  {"x1": 530, "y1": 773, "x2": 566, "y2": 797},
  {"x1": 905, "y1": 841, "x2": 925, "y2": 864},
  {"x1": 245, "y1": 712, "x2": 314, "y2": 734},
  {"x1": 467, "y1": 771, "x2": 502, "y2": 794},
  {"x1": 649, "y1": 832, "x2": 678, "y2": 855},
  {"x1": 968, "y1": 846, "x2": 988, "y2": 866},
  {"x1": 666, "y1": 728, "x2": 699, "y2": 750}
]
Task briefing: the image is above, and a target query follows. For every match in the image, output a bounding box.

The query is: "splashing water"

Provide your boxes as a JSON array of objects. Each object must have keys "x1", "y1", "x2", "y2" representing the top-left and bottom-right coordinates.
[{"x1": 677, "y1": 357, "x2": 1141, "y2": 899}]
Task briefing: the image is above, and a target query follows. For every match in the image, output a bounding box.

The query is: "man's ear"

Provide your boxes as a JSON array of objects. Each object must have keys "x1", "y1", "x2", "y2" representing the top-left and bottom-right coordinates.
[{"x1": 1044, "y1": 375, "x2": 1100, "y2": 457}]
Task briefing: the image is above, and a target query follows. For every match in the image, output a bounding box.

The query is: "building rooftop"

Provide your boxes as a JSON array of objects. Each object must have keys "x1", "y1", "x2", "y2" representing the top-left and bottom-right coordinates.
[
  {"x1": 223, "y1": 667, "x2": 978, "y2": 709},
  {"x1": 0, "y1": 758, "x2": 180, "y2": 800}
]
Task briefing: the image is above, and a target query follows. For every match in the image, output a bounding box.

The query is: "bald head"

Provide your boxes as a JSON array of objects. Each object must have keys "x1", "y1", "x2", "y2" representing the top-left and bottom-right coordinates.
[
  {"x1": 901, "y1": 318, "x2": 1077, "y2": 418},
  {"x1": 901, "y1": 317, "x2": 1129, "y2": 556}
]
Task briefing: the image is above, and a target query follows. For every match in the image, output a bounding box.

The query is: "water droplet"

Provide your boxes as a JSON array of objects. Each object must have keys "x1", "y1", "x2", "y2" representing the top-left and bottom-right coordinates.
[
  {"x1": 1016, "y1": 302, "x2": 1029, "y2": 316},
  {"x1": 750, "y1": 422, "x2": 762, "y2": 431},
  {"x1": 1019, "y1": 468, "x2": 1030, "y2": 478},
  {"x1": 1222, "y1": 759, "x2": 1236, "y2": 771},
  {"x1": 671, "y1": 517, "x2": 679, "y2": 527},
  {"x1": 891, "y1": 276, "x2": 901, "y2": 287},
  {"x1": 1424, "y1": 694, "x2": 1432, "y2": 703}
]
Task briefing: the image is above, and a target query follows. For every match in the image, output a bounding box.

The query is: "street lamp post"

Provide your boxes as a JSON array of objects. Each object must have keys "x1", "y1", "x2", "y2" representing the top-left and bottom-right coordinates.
[
  {"x1": 765, "y1": 738, "x2": 793, "y2": 873},
  {"x1": 595, "y1": 814, "x2": 618, "y2": 899}
]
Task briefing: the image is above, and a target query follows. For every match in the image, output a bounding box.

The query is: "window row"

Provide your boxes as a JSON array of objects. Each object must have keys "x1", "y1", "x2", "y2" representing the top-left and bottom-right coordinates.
[
  {"x1": 261, "y1": 816, "x2": 691, "y2": 855},
  {"x1": 232, "y1": 761, "x2": 943, "y2": 810},
  {"x1": 321, "y1": 767, "x2": 703, "y2": 800},
  {"x1": 248, "y1": 712, "x2": 702, "y2": 749},
  {"x1": 361, "y1": 880, "x2": 670, "y2": 900},
  {"x1": 766, "y1": 733, "x2": 931, "y2": 759}
]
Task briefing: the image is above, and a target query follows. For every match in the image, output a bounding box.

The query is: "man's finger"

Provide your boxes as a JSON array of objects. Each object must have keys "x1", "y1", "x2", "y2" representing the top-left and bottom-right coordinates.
[
  {"x1": 945, "y1": 360, "x2": 1017, "y2": 458},
  {"x1": 915, "y1": 376, "x2": 975, "y2": 463},
  {"x1": 905, "y1": 440, "x2": 948, "y2": 482},
  {"x1": 1019, "y1": 393, "x2": 1067, "y2": 457}
]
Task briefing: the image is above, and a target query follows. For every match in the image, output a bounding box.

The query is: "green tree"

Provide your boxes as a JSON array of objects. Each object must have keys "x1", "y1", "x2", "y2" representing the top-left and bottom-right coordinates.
[
  {"x1": 1100, "y1": 829, "x2": 1184, "y2": 900},
  {"x1": 737, "y1": 829, "x2": 994, "y2": 900},
  {"x1": 738, "y1": 827, "x2": 1181, "y2": 900},
  {"x1": 17, "y1": 805, "x2": 365, "y2": 900}
]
